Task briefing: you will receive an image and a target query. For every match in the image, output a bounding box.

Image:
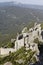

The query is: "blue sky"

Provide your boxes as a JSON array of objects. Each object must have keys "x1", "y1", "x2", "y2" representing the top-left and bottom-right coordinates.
[{"x1": 0, "y1": 0, "x2": 43, "y2": 5}]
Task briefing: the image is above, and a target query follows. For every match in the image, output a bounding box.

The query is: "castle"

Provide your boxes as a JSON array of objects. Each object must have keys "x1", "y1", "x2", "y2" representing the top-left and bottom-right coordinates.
[{"x1": 0, "y1": 23, "x2": 43, "y2": 56}]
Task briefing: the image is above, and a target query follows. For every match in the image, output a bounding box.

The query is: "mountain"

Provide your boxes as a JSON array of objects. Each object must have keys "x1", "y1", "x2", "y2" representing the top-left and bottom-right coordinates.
[
  {"x1": 17, "y1": 4, "x2": 43, "y2": 10},
  {"x1": 0, "y1": 2, "x2": 43, "y2": 10},
  {"x1": 0, "y1": 1, "x2": 14, "y2": 7},
  {"x1": 0, "y1": 2, "x2": 43, "y2": 47}
]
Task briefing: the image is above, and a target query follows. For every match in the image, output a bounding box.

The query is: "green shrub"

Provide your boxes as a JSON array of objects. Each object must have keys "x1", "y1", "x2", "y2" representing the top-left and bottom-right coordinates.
[{"x1": 34, "y1": 38, "x2": 39, "y2": 44}]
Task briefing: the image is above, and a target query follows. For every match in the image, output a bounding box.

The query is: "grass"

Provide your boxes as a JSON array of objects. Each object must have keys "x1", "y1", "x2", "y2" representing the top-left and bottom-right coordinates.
[{"x1": 0, "y1": 47, "x2": 37, "y2": 65}]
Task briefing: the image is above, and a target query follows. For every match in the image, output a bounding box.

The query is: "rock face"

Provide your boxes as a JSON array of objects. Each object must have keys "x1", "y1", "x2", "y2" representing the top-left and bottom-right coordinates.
[
  {"x1": 0, "y1": 23, "x2": 42, "y2": 56},
  {"x1": 15, "y1": 23, "x2": 41, "y2": 53},
  {"x1": 4, "y1": 62, "x2": 12, "y2": 65},
  {"x1": 0, "y1": 23, "x2": 43, "y2": 65},
  {"x1": 0, "y1": 48, "x2": 16, "y2": 55}
]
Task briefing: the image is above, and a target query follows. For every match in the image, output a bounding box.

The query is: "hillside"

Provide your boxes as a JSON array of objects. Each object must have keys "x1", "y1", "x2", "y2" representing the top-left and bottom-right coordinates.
[
  {"x1": 0, "y1": 47, "x2": 37, "y2": 65},
  {"x1": 0, "y1": 3, "x2": 43, "y2": 46},
  {"x1": 0, "y1": 5, "x2": 43, "y2": 34}
]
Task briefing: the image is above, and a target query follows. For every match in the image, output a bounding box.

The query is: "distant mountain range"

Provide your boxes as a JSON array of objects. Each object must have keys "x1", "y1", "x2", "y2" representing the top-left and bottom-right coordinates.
[{"x1": 0, "y1": 1, "x2": 43, "y2": 10}]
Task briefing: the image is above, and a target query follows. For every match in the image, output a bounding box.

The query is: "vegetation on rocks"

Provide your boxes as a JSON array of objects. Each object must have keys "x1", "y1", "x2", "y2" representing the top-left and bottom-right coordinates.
[
  {"x1": 0, "y1": 47, "x2": 37, "y2": 65},
  {"x1": 34, "y1": 38, "x2": 40, "y2": 44},
  {"x1": 34, "y1": 38, "x2": 43, "y2": 45}
]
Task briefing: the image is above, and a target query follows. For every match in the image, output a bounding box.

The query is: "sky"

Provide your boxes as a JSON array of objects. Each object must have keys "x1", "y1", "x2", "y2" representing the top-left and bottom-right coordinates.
[{"x1": 0, "y1": 0, "x2": 43, "y2": 5}]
